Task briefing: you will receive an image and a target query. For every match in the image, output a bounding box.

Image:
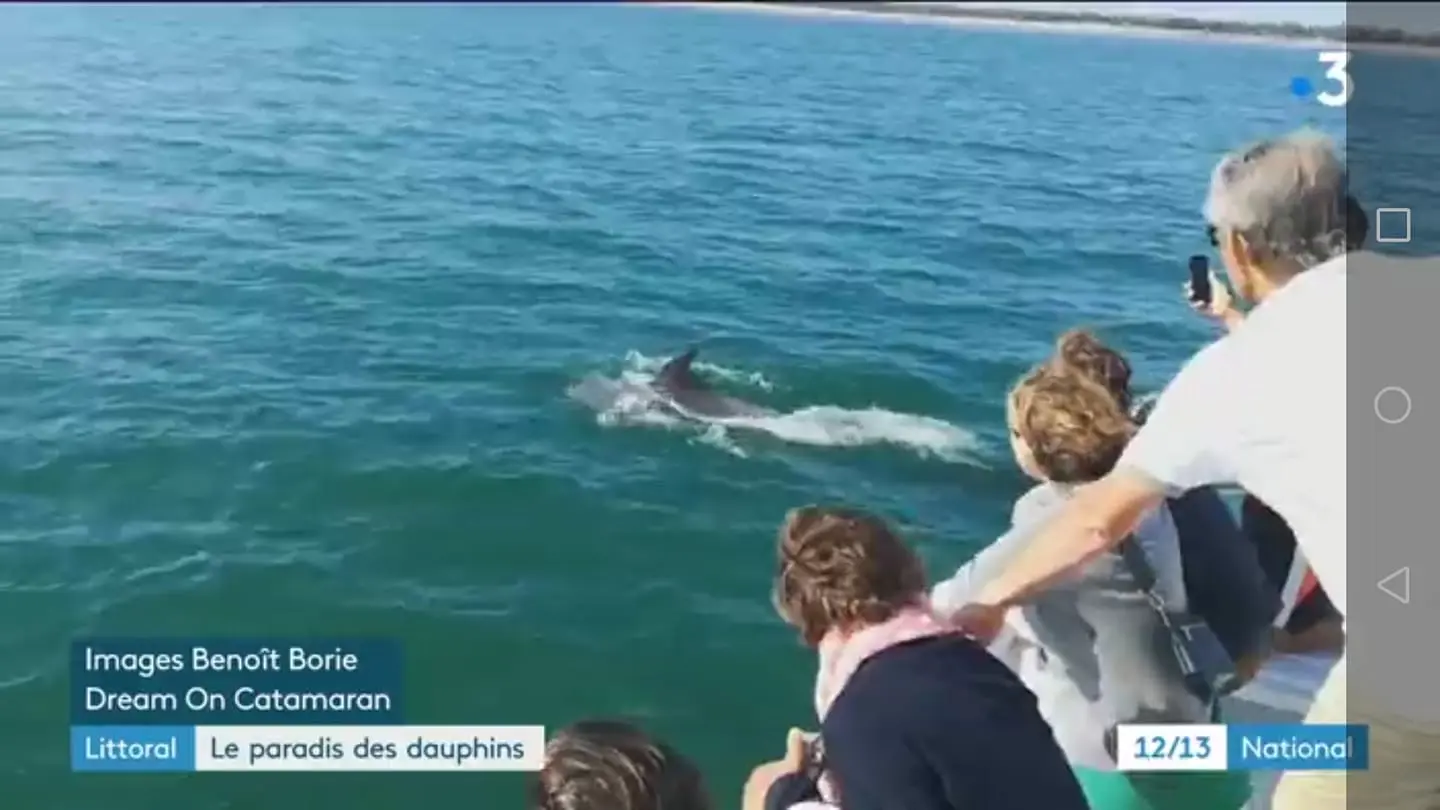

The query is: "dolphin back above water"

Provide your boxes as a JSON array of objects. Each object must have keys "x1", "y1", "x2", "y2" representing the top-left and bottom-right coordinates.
[
  {"x1": 568, "y1": 348, "x2": 980, "y2": 461},
  {"x1": 651, "y1": 347, "x2": 777, "y2": 420}
]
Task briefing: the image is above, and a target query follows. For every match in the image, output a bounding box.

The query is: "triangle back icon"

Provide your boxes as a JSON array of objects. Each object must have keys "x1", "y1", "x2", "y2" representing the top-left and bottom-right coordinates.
[{"x1": 1378, "y1": 567, "x2": 1411, "y2": 605}]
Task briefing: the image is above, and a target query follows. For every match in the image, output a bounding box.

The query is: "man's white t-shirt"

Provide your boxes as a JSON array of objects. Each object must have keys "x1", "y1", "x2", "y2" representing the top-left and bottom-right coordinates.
[{"x1": 1119, "y1": 254, "x2": 1347, "y2": 614}]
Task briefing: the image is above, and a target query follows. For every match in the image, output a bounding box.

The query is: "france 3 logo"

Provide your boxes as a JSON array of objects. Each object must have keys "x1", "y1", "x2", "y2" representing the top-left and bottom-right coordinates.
[{"x1": 1292, "y1": 51, "x2": 1352, "y2": 108}]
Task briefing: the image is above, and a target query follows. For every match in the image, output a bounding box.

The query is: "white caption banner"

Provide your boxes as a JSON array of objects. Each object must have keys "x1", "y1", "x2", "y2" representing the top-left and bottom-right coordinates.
[
  {"x1": 193, "y1": 725, "x2": 545, "y2": 771},
  {"x1": 1114, "y1": 723, "x2": 1227, "y2": 772}
]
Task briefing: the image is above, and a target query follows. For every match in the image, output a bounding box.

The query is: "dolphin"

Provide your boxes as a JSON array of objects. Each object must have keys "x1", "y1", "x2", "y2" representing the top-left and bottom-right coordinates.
[{"x1": 651, "y1": 348, "x2": 777, "y2": 420}]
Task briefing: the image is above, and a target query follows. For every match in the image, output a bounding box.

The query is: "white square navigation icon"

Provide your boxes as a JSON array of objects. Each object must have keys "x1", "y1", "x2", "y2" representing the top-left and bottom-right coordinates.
[{"x1": 1376, "y1": 208, "x2": 1413, "y2": 243}]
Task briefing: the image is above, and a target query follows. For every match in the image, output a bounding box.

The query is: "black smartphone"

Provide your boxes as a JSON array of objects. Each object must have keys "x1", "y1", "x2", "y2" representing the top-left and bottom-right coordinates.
[
  {"x1": 802, "y1": 732, "x2": 825, "y2": 771},
  {"x1": 1188, "y1": 255, "x2": 1211, "y2": 306}
]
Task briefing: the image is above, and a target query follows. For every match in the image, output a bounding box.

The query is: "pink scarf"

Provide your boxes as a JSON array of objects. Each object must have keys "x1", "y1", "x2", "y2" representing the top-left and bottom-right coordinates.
[
  {"x1": 804, "y1": 604, "x2": 957, "y2": 807},
  {"x1": 814, "y1": 603, "x2": 958, "y2": 719}
]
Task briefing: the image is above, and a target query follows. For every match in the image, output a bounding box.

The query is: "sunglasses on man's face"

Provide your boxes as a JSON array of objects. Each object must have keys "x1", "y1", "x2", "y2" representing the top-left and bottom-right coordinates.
[{"x1": 1206, "y1": 224, "x2": 1219, "y2": 248}]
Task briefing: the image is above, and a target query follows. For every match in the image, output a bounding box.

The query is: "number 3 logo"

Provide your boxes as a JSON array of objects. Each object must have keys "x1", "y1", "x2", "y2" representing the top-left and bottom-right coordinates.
[{"x1": 1317, "y1": 51, "x2": 1353, "y2": 107}]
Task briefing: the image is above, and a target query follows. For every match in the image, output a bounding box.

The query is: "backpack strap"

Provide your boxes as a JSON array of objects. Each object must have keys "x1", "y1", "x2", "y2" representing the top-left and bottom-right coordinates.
[
  {"x1": 1117, "y1": 538, "x2": 1225, "y2": 719},
  {"x1": 1116, "y1": 537, "x2": 1167, "y2": 613}
]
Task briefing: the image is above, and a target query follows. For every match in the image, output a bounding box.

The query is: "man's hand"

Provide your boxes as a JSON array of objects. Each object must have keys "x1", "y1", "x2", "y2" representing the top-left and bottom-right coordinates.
[
  {"x1": 1185, "y1": 271, "x2": 1243, "y2": 331},
  {"x1": 741, "y1": 728, "x2": 808, "y2": 810},
  {"x1": 946, "y1": 602, "x2": 1008, "y2": 645}
]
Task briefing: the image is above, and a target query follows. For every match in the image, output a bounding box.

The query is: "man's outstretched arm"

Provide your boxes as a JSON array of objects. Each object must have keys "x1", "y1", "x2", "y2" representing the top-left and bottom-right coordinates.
[{"x1": 972, "y1": 469, "x2": 1167, "y2": 613}]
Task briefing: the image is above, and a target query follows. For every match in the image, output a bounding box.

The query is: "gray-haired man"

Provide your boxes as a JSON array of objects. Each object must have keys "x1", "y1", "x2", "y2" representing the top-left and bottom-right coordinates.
[{"x1": 943, "y1": 130, "x2": 1436, "y2": 809}]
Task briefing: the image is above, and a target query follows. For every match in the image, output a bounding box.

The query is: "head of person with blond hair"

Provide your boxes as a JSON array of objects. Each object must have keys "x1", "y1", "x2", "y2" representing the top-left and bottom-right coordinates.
[
  {"x1": 772, "y1": 506, "x2": 928, "y2": 647},
  {"x1": 1007, "y1": 364, "x2": 1136, "y2": 485},
  {"x1": 1048, "y1": 329, "x2": 1133, "y2": 414},
  {"x1": 532, "y1": 719, "x2": 711, "y2": 810}
]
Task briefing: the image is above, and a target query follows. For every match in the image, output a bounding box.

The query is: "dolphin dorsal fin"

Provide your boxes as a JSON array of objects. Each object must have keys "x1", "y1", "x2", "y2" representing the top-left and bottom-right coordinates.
[{"x1": 657, "y1": 347, "x2": 700, "y2": 386}]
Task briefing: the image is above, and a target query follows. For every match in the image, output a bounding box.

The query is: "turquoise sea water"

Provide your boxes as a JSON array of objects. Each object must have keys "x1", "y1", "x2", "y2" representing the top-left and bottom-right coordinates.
[{"x1": 0, "y1": 4, "x2": 1356, "y2": 807}]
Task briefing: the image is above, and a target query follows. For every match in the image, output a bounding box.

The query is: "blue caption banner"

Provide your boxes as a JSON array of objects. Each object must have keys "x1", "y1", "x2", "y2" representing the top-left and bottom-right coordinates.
[
  {"x1": 71, "y1": 726, "x2": 196, "y2": 772},
  {"x1": 1226, "y1": 724, "x2": 1368, "y2": 771},
  {"x1": 70, "y1": 638, "x2": 403, "y2": 725}
]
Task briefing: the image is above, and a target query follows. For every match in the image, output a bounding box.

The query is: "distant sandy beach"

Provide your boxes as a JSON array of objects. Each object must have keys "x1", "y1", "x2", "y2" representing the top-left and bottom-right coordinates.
[{"x1": 658, "y1": 2, "x2": 1439, "y2": 57}]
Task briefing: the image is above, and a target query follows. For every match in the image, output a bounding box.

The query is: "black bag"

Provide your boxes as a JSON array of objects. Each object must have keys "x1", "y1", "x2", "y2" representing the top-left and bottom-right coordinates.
[
  {"x1": 763, "y1": 773, "x2": 823, "y2": 810},
  {"x1": 761, "y1": 737, "x2": 829, "y2": 810},
  {"x1": 1118, "y1": 538, "x2": 1238, "y2": 714},
  {"x1": 1170, "y1": 487, "x2": 1280, "y2": 663}
]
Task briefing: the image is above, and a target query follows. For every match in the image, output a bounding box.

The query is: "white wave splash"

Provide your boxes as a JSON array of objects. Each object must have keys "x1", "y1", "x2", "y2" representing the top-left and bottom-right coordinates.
[{"x1": 569, "y1": 351, "x2": 983, "y2": 463}]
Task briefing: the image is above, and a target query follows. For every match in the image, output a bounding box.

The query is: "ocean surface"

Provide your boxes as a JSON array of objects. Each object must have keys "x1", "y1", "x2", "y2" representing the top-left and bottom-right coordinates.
[{"x1": 0, "y1": 3, "x2": 1367, "y2": 807}]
